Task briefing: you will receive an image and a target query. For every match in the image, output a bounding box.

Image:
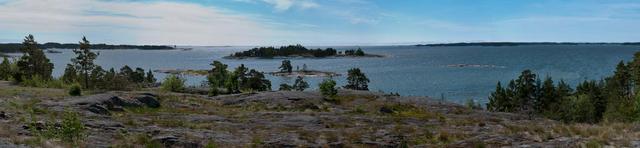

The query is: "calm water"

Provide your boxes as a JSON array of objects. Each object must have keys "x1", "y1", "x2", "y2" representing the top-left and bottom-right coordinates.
[{"x1": 9, "y1": 45, "x2": 640, "y2": 104}]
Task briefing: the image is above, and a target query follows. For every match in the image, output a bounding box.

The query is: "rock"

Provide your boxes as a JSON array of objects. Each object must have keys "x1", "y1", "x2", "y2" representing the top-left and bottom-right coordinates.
[
  {"x1": 0, "y1": 111, "x2": 7, "y2": 119},
  {"x1": 108, "y1": 96, "x2": 142, "y2": 107},
  {"x1": 379, "y1": 106, "x2": 394, "y2": 114},
  {"x1": 152, "y1": 135, "x2": 200, "y2": 148},
  {"x1": 135, "y1": 95, "x2": 160, "y2": 108},
  {"x1": 87, "y1": 104, "x2": 111, "y2": 115}
]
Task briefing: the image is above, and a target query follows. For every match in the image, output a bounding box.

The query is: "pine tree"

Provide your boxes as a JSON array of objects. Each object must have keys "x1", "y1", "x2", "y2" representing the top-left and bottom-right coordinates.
[
  {"x1": 145, "y1": 70, "x2": 156, "y2": 84},
  {"x1": 344, "y1": 68, "x2": 370, "y2": 90},
  {"x1": 16, "y1": 34, "x2": 54, "y2": 81},
  {"x1": 71, "y1": 36, "x2": 98, "y2": 88},
  {"x1": 292, "y1": 76, "x2": 309, "y2": 91},
  {"x1": 279, "y1": 59, "x2": 293, "y2": 73}
]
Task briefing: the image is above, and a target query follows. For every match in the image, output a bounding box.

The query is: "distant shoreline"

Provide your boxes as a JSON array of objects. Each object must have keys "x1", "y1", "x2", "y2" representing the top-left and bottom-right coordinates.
[
  {"x1": 415, "y1": 42, "x2": 640, "y2": 47},
  {"x1": 0, "y1": 42, "x2": 175, "y2": 53}
]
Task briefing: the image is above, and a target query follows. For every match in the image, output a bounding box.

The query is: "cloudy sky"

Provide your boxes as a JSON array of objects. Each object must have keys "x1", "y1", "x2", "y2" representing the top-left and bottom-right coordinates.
[{"x1": 0, "y1": 0, "x2": 639, "y2": 45}]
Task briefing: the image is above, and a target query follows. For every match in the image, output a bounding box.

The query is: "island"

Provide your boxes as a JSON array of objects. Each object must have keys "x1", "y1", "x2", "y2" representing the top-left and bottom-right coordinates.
[
  {"x1": 154, "y1": 69, "x2": 209, "y2": 76},
  {"x1": 268, "y1": 70, "x2": 341, "y2": 77},
  {"x1": 0, "y1": 42, "x2": 174, "y2": 53},
  {"x1": 224, "y1": 44, "x2": 384, "y2": 59}
]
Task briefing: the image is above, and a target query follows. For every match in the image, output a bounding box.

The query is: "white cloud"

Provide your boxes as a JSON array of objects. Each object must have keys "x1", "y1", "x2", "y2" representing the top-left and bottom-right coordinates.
[
  {"x1": 237, "y1": 0, "x2": 318, "y2": 11},
  {"x1": 0, "y1": 0, "x2": 278, "y2": 45}
]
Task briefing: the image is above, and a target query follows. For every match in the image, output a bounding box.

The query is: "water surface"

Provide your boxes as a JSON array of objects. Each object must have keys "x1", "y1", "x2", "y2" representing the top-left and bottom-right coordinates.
[{"x1": 10, "y1": 45, "x2": 639, "y2": 104}]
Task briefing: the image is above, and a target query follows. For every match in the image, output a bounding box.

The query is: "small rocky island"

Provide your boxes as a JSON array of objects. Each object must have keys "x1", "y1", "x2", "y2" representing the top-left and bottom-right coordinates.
[
  {"x1": 268, "y1": 70, "x2": 341, "y2": 77},
  {"x1": 154, "y1": 69, "x2": 208, "y2": 76},
  {"x1": 224, "y1": 44, "x2": 384, "y2": 59}
]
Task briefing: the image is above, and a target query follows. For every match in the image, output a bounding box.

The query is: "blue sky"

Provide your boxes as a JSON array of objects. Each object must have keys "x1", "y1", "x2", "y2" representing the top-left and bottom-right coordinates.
[{"x1": 0, "y1": 0, "x2": 639, "y2": 45}]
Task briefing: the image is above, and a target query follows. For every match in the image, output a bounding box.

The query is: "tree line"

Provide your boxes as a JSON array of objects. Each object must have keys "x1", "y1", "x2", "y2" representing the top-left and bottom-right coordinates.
[
  {"x1": 0, "y1": 42, "x2": 174, "y2": 53},
  {"x1": 488, "y1": 52, "x2": 640, "y2": 123},
  {"x1": 0, "y1": 35, "x2": 373, "y2": 97},
  {"x1": 230, "y1": 44, "x2": 338, "y2": 58},
  {"x1": 0, "y1": 35, "x2": 156, "y2": 95}
]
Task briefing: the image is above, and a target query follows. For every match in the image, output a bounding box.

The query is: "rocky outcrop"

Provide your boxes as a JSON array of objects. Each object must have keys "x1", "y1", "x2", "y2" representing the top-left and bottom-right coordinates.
[{"x1": 46, "y1": 92, "x2": 161, "y2": 115}]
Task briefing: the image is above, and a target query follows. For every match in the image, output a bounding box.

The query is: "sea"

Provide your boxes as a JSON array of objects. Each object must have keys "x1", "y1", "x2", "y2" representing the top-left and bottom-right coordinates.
[{"x1": 6, "y1": 45, "x2": 640, "y2": 104}]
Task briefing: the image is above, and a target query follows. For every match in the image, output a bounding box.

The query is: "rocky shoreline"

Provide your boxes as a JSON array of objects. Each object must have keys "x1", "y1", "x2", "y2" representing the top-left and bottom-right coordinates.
[{"x1": 0, "y1": 82, "x2": 637, "y2": 147}]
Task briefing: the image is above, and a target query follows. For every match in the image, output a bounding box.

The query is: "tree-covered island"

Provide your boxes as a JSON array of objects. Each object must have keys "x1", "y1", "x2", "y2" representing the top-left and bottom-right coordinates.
[{"x1": 225, "y1": 44, "x2": 383, "y2": 59}]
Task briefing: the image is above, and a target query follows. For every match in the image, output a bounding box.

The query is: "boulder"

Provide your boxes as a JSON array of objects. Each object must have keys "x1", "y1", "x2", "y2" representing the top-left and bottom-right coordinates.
[
  {"x1": 87, "y1": 104, "x2": 111, "y2": 115},
  {"x1": 152, "y1": 135, "x2": 200, "y2": 148},
  {"x1": 135, "y1": 95, "x2": 160, "y2": 108}
]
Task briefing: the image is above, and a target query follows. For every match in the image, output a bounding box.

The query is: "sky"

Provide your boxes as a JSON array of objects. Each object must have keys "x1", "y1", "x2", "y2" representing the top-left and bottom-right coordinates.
[{"x1": 0, "y1": 0, "x2": 639, "y2": 45}]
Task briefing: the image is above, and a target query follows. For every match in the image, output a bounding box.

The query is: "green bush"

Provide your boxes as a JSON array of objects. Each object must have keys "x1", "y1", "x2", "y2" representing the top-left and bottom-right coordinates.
[
  {"x1": 319, "y1": 78, "x2": 337, "y2": 97},
  {"x1": 69, "y1": 83, "x2": 82, "y2": 96},
  {"x1": 161, "y1": 75, "x2": 185, "y2": 92},
  {"x1": 279, "y1": 83, "x2": 293, "y2": 91},
  {"x1": 29, "y1": 110, "x2": 85, "y2": 145}
]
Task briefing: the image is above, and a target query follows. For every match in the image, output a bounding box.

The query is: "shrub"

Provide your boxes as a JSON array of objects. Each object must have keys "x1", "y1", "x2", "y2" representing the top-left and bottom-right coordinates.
[
  {"x1": 293, "y1": 76, "x2": 309, "y2": 91},
  {"x1": 161, "y1": 75, "x2": 185, "y2": 92},
  {"x1": 29, "y1": 110, "x2": 85, "y2": 145},
  {"x1": 69, "y1": 83, "x2": 82, "y2": 96},
  {"x1": 279, "y1": 83, "x2": 293, "y2": 91},
  {"x1": 319, "y1": 78, "x2": 337, "y2": 97}
]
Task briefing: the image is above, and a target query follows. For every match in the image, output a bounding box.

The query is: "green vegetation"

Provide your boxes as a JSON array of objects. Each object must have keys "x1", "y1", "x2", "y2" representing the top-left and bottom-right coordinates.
[
  {"x1": 207, "y1": 62, "x2": 271, "y2": 96},
  {"x1": 279, "y1": 59, "x2": 293, "y2": 73},
  {"x1": 61, "y1": 37, "x2": 155, "y2": 90},
  {"x1": 0, "y1": 57, "x2": 11, "y2": 80},
  {"x1": 319, "y1": 78, "x2": 338, "y2": 97},
  {"x1": 0, "y1": 42, "x2": 173, "y2": 53},
  {"x1": 488, "y1": 51, "x2": 640, "y2": 123},
  {"x1": 68, "y1": 83, "x2": 82, "y2": 96},
  {"x1": 71, "y1": 36, "x2": 98, "y2": 89},
  {"x1": 279, "y1": 83, "x2": 293, "y2": 91},
  {"x1": 161, "y1": 75, "x2": 185, "y2": 92},
  {"x1": 293, "y1": 76, "x2": 309, "y2": 91},
  {"x1": 230, "y1": 44, "x2": 338, "y2": 58},
  {"x1": 344, "y1": 48, "x2": 365, "y2": 56},
  {"x1": 28, "y1": 110, "x2": 86, "y2": 145},
  {"x1": 344, "y1": 68, "x2": 370, "y2": 90},
  {"x1": 16, "y1": 34, "x2": 54, "y2": 82}
]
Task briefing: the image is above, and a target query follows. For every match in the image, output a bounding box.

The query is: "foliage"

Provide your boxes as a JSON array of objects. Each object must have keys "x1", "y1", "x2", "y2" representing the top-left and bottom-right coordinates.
[
  {"x1": 207, "y1": 61, "x2": 271, "y2": 96},
  {"x1": 145, "y1": 70, "x2": 156, "y2": 84},
  {"x1": 488, "y1": 54, "x2": 640, "y2": 123},
  {"x1": 16, "y1": 35, "x2": 54, "y2": 81},
  {"x1": 279, "y1": 83, "x2": 293, "y2": 91},
  {"x1": 231, "y1": 44, "x2": 338, "y2": 58},
  {"x1": 319, "y1": 78, "x2": 338, "y2": 97},
  {"x1": 344, "y1": 48, "x2": 366, "y2": 56},
  {"x1": 292, "y1": 76, "x2": 309, "y2": 91},
  {"x1": 161, "y1": 75, "x2": 185, "y2": 92},
  {"x1": 0, "y1": 57, "x2": 12, "y2": 80},
  {"x1": 279, "y1": 59, "x2": 293, "y2": 73},
  {"x1": 0, "y1": 42, "x2": 173, "y2": 52},
  {"x1": 344, "y1": 68, "x2": 370, "y2": 90},
  {"x1": 29, "y1": 110, "x2": 85, "y2": 144},
  {"x1": 69, "y1": 83, "x2": 82, "y2": 96},
  {"x1": 71, "y1": 36, "x2": 98, "y2": 88}
]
